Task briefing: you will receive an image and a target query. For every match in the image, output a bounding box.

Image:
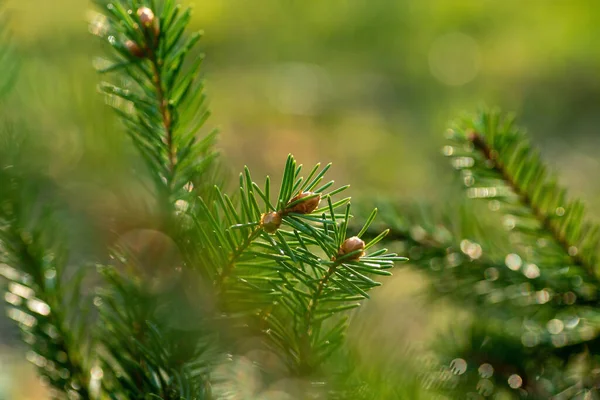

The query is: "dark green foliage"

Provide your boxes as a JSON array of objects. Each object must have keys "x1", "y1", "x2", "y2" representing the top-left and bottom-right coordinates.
[
  {"x1": 0, "y1": 144, "x2": 92, "y2": 399},
  {"x1": 8, "y1": 0, "x2": 599, "y2": 397},
  {"x1": 0, "y1": 1, "x2": 408, "y2": 398},
  {"x1": 0, "y1": 11, "x2": 91, "y2": 399},
  {"x1": 95, "y1": 263, "x2": 214, "y2": 399},
  {"x1": 370, "y1": 110, "x2": 600, "y2": 398},
  {"x1": 87, "y1": 2, "x2": 404, "y2": 397},
  {"x1": 189, "y1": 156, "x2": 405, "y2": 377},
  {"x1": 92, "y1": 0, "x2": 217, "y2": 207}
]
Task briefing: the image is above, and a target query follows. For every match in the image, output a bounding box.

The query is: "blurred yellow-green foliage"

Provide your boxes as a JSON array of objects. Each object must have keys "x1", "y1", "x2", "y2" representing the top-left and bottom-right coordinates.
[{"x1": 3, "y1": 0, "x2": 600, "y2": 398}]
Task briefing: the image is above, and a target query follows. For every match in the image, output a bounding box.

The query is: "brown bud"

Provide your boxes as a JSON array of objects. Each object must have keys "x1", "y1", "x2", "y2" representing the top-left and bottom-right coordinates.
[
  {"x1": 338, "y1": 236, "x2": 365, "y2": 260},
  {"x1": 125, "y1": 40, "x2": 146, "y2": 58},
  {"x1": 284, "y1": 192, "x2": 321, "y2": 215},
  {"x1": 137, "y1": 7, "x2": 155, "y2": 28},
  {"x1": 260, "y1": 211, "x2": 282, "y2": 234}
]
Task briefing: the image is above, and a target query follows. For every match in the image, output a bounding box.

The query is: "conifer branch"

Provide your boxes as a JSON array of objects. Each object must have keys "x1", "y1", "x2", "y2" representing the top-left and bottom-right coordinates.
[
  {"x1": 445, "y1": 111, "x2": 600, "y2": 279},
  {"x1": 0, "y1": 170, "x2": 91, "y2": 399},
  {"x1": 93, "y1": 0, "x2": 216, "y2": 203},
  {"x1": 147, "y1": 43, "x2": 175, "y2": 182},
  {"x1": 0, "y1": 12, "x2": 91, "y2": 398},
  {"x1": 468, "y1": 131, "x2": 591, "y2": 275},
  {"x1": 88, "y1": 1, "x2": 407, "y2": 396}
]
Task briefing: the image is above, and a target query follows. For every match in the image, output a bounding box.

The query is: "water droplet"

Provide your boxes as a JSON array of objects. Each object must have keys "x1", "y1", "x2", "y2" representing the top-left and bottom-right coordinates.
[
  {"x1": 9, "y1": 282, "x2": 33, "y2": 299},
  {"x1": 565, "y1": 316, "x2": 580, "y2": 329},
  {"x1": 452, "y1": 157, "x2": 475, "y2": 169},
  {"x1": 551, "y1": 333, "x2": 568, "y2": 347},
  {"x1": 464, "y1": 175, "x2": 475, "y2": 187},
  {"x1": 45, "y1": 325, "x2": 59, "y2": 339},
  {"x1": 487, "y1": 289, "x2": 505, "y2": 303},
  {"x1": 26, "y1": 351, "x2": 47, "y2": 368},
  {"x1": 108, "y1": 35, "x2": 116, "y2": 45},
  {"x1": 460, "y1": 240, "x2": 482, "y2": 259},
  {"x1": 502, "y1": 215, "x2": 516, "y2": 230},
  {"x1": 505, "y1": 254, "x2": 522, "y2": 271},
  {"x1": 536, "y1": 289, "x2": 551, "y2": 304},
  {"x1": 4, "y1": 292, "x2": 21, "y2": 306},
  {"x1": 442, "y1": 145, "x2": 454, "y2": 156},
  {"x1": 450, "y1": 358, "x2": 467, "y2": 375},
  {"x1": 478, "y1": 363, "x2": 494, "y2": 378},
  {"x1": 93, "y1": 296, "x2": 103, "y2": 307},
  {"x1": 477, "y1": 378, "x2": 494, "y2": 395},
  {"x1": 175, "y1": 199, "x2": 189, "y2": 213},
  {"x1": 568, "y1": 246, "x2": 578, "y2": 256},
  {"x1": 523, "y1": 264, "x2": 540, "y2": 279},
  {"x1": 484, "y1": 268, "x2": 499, "y2": 281},
  {"x1": 44, "y1": 269, "x2": 57, "y2": 280},
  {"x1": 410, "y1": 225, "x2": 427, "y2": 241},
  {"x1": 564, "y1": 291, "x2": 577, "y2": 305},
  {"x1": 0, "y1": 263, "x2": 20, "y2": 281},
  {"x1": 429, "y1": 257, "x2": 443, "y2": 271},
  {"x1": 508, "y1": 374, "x2": 523, "y2": 389},
  {"x1": 446, "y1": 252, "x2": 463, "y2": 268},
  {"x1": 555, "y1": 207, "x2": 565, "y2": 216},
  {"x1": 88, "y1": 12, "x2": 108, "y2": 37},
  {"x1": 488, "y1": 200, "x2": 500, "y2": 211},
  {"x1": 467, "y1": 187, "x2": 498, "y2": 198},
  {"x1": 27, "y1": 298, "x2": 51, "y2": 316},
  {"x1": 521, "y1": 332, "x2": 539, "y2": 347},
  {"x1": 91, "y1": 366, "x2": 104, "y2": 380},
  {"x1": 547, "y1": 319, "x2": 564, "y2": 334}
]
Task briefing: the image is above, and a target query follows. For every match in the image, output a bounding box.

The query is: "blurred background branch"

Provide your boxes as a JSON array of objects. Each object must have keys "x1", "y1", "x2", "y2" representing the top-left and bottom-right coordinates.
[{"x1": 2, "y1": 0, "x2": 600, "y2": 398}]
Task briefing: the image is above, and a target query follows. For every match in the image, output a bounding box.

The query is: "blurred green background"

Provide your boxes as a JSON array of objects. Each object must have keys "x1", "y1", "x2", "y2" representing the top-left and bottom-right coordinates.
[{"x1": 2, "y1": 0, "x2": 600, "y2": 398}]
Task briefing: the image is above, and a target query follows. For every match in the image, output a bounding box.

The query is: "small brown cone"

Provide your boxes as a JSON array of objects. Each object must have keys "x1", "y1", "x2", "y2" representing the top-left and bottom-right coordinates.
[
  {"x1": 137, "y1": 7, "x2": 160, "y2": 36},
  {"x1": 261, "y1": 211, "x2": 282, "y2": 234},
  {"x1": 137, "y1": 7, "x2": 155, "y2": 28},
  {"x1": 338, "y1": 236, "x2": 365, "y2": 260},
  {"x1": 284, "y1": 192, "x2": 321, "y2": 215},
  {"x1": 125, "y1": 40, "x2": 145, "y2": 58}
]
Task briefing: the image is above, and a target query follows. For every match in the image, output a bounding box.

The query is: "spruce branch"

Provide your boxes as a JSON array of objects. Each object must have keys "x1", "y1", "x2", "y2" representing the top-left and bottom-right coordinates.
[
  {"x1": 92, "y1": 0, "x2": 217, "y2": 204},
  {"x1": 0, "y1": 12, "x2": 91, "y2": 398},
  {"x1": 446, "y1": 110, "x2": 600, "y2": 279},
  {"x1": 90, "y1": 0, "x2": 407, "y2": 395},
  {"x1": 0, "y1": 167, "x2": 91, "y2": 399},
  {"x1": 188, "y1": 155, "x2": 405, "y2": 380},
  {"x1": 368, "y1": 110, "x2": 600, "y2": 397},
  {"x1": 468, "y1": 130, "x2": 592, "y2": 276},
  {"x1": 95, "y1": 261, "x2": 214, "y2": 400}
]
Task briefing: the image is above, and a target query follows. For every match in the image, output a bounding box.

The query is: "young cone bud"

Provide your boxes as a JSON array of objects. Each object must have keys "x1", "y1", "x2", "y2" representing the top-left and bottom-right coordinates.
[
  {"x1": 125, "y1": 40, "x2": 145, "y2": 58},
  {"x1": 338, "y1": 236, "x2": 365, "y2": 260},
  {"x1": 260, "y1": 211, "x2": 282, "y2": 234},
  {"x1": 137, "y1": 7, "x2": 155, "y2": 28},
  {"x1": 285, "y1": 192, "x2": 321, "y2": 215}
]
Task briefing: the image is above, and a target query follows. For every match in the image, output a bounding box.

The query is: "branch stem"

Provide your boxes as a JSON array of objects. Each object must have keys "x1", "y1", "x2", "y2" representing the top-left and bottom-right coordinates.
[
  {"x1": 298, "y1": 259, "x2": 341, "y2": 375},
  {"x1": 146, "y1": 37, "x2": 175, "y2": 189},
  {"x1": 216, "y1": 227, "x2": 262, "y2": 294}
]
